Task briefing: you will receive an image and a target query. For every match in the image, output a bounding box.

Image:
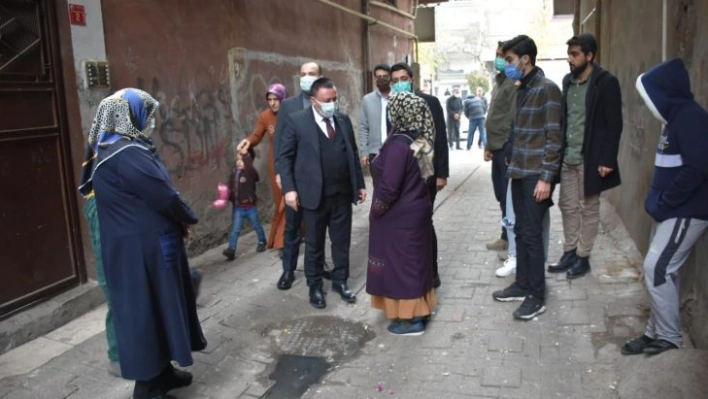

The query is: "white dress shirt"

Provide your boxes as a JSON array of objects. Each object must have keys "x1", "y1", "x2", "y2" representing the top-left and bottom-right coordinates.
[{"x1": 312, "y1": 107, "x2": 336, "y2": 138}]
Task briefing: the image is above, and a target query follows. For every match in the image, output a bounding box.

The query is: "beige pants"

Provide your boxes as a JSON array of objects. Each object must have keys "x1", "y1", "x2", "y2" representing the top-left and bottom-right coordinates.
[{"x1": 559, "y1": 163, "x2": 600, "y2": 257}]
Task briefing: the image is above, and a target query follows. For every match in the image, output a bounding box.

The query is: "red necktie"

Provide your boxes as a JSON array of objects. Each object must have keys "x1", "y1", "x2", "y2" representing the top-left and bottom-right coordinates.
[{"x1": 324, "y1": 118, "x2": 336, "y2": 140}]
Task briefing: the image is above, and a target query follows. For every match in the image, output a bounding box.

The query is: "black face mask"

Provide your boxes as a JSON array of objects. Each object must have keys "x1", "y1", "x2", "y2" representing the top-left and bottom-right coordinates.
[{"x1": 570, "y1": 60, "x2": 589, "y2": 78}]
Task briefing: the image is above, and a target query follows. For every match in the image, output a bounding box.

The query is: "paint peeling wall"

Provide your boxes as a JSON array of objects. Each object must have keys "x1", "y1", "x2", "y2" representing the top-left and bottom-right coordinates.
[
  {"x1": 96, "y1": 0, "x2": 413, "y2": 254},
  {"x1": 581, "y1": 0, "x2": 708, "y2": 348}
]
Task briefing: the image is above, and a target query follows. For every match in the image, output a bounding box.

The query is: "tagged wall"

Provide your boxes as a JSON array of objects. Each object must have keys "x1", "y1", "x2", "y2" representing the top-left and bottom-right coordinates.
[
  {"x1": 582, "y1": 0, "x2": 708, "y2": 348},
  {"x1": 98, "y1": 0, "x2": 413, "y2": 254}
]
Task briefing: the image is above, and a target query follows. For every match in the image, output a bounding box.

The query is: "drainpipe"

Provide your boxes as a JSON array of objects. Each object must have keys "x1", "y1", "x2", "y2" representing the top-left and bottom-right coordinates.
[
  {"x1": 662, "y1": 0, "x2": 667, "y2": 60},
  {"x1": 363, "y1": 0, "x2": 372, "y2": 93},
  {"x1": 314, "y1": 0, "x2": 419, "y2": 61}
]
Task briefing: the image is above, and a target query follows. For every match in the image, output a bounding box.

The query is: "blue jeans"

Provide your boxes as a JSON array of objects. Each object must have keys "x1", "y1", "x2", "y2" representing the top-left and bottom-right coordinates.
[
  {"x1": 467, "y1": 117, "x2": 487, "y2": 149},
  {"x1": 228, "y1": 206, "x2": 266, "y2": 250}
]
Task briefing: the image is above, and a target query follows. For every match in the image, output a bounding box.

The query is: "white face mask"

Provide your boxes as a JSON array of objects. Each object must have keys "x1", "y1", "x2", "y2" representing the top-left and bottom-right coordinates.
[
  {"x1": 315, "y1": 99, "x2": 337, "y2": 118},
  {"x1": 300, "y1": 75, "x2": 318, "y2": 93},
  {"x1": 142, "y1": 117, "x2": 156, "y2": 138}
]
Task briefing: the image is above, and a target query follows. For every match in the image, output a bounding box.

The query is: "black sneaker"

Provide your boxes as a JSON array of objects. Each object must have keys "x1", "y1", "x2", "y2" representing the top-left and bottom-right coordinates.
[
  {"x1": 222, "y1": 247, "x2": 235, "y2": 261},
  {"x1": 492, "y1": 282, "x2": 528, "y2": 302},
  {"x1": 621, "y1": 335, "x2": 654, "y2": 355},
  {"x1": 513, "y1": 295, "x2": 546, "y2": 320},
  {"x1": 643, "y1": 339, "x2": 678, "y2": 355},
  {"x1": 256, "y1": 242, "x2": 266, "y2": 252}
]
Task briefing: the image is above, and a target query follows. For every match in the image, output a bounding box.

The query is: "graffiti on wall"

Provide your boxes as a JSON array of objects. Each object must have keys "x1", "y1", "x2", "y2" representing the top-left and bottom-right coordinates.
[{"x1": 136, "y1": 66, "x2": 234, "y2": 178}]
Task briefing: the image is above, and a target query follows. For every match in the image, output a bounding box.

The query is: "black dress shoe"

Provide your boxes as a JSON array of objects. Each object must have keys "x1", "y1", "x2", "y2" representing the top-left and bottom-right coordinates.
[
  {"x1": 159, "y1": 365, "x2": 193, "y2": 393},
  {"x1": 309, "y1": 285, "x2": 326, "y2": 308},
  {"x1": 332, "y1": 282, "x2": 356, "y2": 303},
  {"x1": 566, "y1": 256, "x2": 591, "y2": 279},
  {"x1": 277, "y1": 271, "x2": 295, "y2": 290},
  {"x1": 547, "y1": 249, "x2": 577, "y2": 273}
]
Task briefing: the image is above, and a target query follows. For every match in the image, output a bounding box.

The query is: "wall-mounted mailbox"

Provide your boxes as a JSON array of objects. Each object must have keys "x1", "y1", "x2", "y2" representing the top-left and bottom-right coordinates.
[{"x1": 83, "y1": 60, "x2": 110, "y2": 89}]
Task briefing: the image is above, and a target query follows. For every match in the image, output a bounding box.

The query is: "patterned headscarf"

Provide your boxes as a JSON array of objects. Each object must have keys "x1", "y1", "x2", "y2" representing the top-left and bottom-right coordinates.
[
  {"x1": 387, "y1": 91, "x2": 436, "y2": 180},
  {"x1": 87, "y1": 88, "x2": 159, "y2": 146},
  {"x1": 266, "y1": 83, "x2": 288, "y2": 102},
  {"x1": 79, "y1": 88, "x2": 159, "y2": 197}
]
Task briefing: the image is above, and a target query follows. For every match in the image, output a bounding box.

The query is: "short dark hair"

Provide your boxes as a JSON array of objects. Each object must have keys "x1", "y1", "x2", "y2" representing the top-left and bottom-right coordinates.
[
  {"x1": 390, "y1": 62, "x2": 413, "y2": 78},
  {"x1": 502, "y1": 35, "x2": 538, "y2": 65},
  {"x1": 566, "y1": 33, "x2": 598, "y2": 58},
  {"x1": 310, "y1": 77, "x2": 335, "y2": 96},
  {"x1": 246, "y1": 146, "x2": 256, "y2": 160},
  {"x1": 373, "y1": 64, "x2": 391, "y2": 74}
]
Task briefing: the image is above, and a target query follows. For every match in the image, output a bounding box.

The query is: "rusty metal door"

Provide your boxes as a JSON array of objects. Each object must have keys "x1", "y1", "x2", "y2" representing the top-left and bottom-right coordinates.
[{"x1": 0, "y1": 0, "x2": 84, "y2": 318}]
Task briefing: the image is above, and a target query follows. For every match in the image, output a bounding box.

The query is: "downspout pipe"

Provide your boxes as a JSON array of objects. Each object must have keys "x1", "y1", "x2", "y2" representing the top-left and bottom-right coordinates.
[
  {"x1": 662, "y1": 0, "x2": 667, "y2": 61},
  {"x1": 314, "y1": 0, "x2": 419, "y2": 61}
]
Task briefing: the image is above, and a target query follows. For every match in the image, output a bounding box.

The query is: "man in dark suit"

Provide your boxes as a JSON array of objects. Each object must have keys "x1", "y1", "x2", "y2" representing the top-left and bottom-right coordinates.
[
  {"x1": 390, "y1": 62, "x2": 449, "y2": 288},
  {"x1": 272, "y1": 61, "x2": 322, "y2": 290},
  {"x1": 277, "y1": 77, "x2": 367, "y2": 309}
]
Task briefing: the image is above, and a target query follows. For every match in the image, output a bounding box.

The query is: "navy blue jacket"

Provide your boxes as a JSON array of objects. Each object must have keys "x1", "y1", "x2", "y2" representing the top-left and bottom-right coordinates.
[
  {"x1": 636, "y1": 58, "x2": 708, "y2": 222},
  {"x1": 93, "y1": 139, "x2": 206, "y2": 379}
]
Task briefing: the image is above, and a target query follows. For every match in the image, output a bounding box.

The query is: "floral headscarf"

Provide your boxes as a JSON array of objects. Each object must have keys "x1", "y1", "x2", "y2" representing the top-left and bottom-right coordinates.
[{"x1": 387, "y1": 91, "x2": 436, "y2": 180}]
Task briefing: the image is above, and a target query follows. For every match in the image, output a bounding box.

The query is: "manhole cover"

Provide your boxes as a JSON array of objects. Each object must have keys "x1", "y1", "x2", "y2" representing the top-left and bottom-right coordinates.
[{"x1": 266, "y1": 316, "x2": 375, "y2": 360}]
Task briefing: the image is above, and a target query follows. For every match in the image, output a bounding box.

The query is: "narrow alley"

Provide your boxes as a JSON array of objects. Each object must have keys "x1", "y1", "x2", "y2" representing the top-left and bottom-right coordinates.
[{"x1": 0, "y1": 150, "x2": 660, "y2": 399}]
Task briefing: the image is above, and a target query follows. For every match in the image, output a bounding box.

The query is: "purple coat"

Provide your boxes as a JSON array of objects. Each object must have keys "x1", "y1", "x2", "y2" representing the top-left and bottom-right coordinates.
[{"x1": 366, "y1": 134, "x2": 434, "y2": 299}]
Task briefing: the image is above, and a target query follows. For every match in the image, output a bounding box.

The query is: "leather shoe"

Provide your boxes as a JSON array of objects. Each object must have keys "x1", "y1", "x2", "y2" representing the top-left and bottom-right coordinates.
[
  {"x1": 277, "y1": 271, "x2": 295, "y2": 290},
  {"x1": 331, "y1": 282, "x2": 356, "y2": 303},
  {"x1": 547, "y1": 249, "x2": 577, "y2": 273},
  {"x1": 309, "y1": 284, "x2": 326, "y2": 308},
  {"x1": 566, "y1": 256, "x2": 591, "y2": 279}
]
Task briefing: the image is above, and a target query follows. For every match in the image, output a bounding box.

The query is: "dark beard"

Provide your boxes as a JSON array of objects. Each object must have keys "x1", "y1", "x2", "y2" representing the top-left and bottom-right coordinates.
[
  {"x1": 376, "y1": 83, "x2": 391, "y2": 92},
  {"x1": 571, "y1": 61, "x2": 588, "y2": 78}
]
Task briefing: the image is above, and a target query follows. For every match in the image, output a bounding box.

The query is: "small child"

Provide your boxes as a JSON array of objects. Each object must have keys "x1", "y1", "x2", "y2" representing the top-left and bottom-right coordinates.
[{"x1": 222, "y1": 147, "x2": 267, "y2": 260}]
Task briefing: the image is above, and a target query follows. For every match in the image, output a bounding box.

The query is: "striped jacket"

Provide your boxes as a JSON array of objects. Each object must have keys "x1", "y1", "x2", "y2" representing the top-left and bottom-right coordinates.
[{"x1": 507, "y1": 68, "x2": 563, "y2": 183}]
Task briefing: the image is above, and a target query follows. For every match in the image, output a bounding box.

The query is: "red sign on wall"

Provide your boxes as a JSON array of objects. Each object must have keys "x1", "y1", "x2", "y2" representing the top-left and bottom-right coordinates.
[{"x1": 69, "y1": 4, "x2": 86, "y2": 26}]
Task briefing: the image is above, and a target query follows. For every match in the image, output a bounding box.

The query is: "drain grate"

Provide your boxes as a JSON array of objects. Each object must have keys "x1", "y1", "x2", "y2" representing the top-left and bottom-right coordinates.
[{"x1": 267, "y1": 316, "x2": 375, "y2": 360}]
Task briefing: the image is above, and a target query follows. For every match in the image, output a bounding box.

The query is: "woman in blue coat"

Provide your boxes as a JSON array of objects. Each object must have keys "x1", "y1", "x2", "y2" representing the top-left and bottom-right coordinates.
[{"x1": 86, "y1": 88, "x2": 206, "y2": 399}]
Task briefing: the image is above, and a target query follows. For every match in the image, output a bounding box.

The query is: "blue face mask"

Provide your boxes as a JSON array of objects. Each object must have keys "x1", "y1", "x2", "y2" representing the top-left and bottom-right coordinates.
[
  {"x1": 392, "y1": 81, "x2": 413, "y2": 93},
  {"x1": 504, "y1": 61, "x2": 524, "y2": 80},
  {"x1": 495, "y1": 57, "x2": 506, "y2": 72}
]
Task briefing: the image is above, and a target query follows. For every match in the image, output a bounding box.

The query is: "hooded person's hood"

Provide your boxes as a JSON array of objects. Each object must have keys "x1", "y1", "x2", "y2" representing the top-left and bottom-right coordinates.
[{"x1": 635, "y1": 58, "x2": 694, "y2": 124}]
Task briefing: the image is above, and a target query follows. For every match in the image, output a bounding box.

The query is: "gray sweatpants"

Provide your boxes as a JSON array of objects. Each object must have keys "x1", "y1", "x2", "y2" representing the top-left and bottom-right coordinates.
[{"x1": 644, "y1": 217, "x2": 708, "y2": 347}]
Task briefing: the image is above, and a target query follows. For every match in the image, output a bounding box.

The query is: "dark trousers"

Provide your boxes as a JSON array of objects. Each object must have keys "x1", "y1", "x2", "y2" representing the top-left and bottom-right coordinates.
[
  {"x1": 491, "y1": 148, "x2": 509, "y2": 241},
  {"x1": 302, "y1": 194, "x2": 352, "y2": 287},
  {"x1": 447, "y1": 119, "x2": 460, "y2": 148},
  {"x1": 511, "y1": 176, "x2": 552, "y2": 300},
  {"x1": 427, "y1": 178, "x2": 440, "y2": 282},
  {"x1": 281, "y1": 206, "x2": 303, "y2": 272}
]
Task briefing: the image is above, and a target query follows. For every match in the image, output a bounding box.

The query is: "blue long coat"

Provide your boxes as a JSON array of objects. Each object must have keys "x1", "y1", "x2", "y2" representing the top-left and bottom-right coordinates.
[{"x1": 93, "y1": 139, "x2": 206, "y2": 380}]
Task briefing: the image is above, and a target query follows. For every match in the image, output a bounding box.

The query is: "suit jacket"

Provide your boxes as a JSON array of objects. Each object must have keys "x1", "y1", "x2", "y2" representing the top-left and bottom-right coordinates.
[
  {"x1": 358, "y1": 89, "x2": 387, "y2": 155},
  {"x1": 273, "y1": 92, "x2": 310, "y2": 174},
  {"x1": 416, "y1": 91, "x2": 450, "y2": 179},
  {"x1": 277, "y1": 108, "x2": 366, "y2": 210}
]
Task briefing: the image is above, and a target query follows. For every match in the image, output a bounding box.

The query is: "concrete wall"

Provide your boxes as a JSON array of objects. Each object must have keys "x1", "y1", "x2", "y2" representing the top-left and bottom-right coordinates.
[
  {"x1": 581, "y1": 0, "x2": 708, "y2": 348},
  {"x1": 91, "y1": 0, "x2": 413, "y2": 254},
  {"x1": 65, "y1": 0, "x2": 110, "y2": 280}
]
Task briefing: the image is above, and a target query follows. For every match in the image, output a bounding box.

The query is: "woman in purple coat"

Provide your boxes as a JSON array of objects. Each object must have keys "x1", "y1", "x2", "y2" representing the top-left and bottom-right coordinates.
[{"x1": 367, "y1": 92, "x2": 437, "y2": 336}]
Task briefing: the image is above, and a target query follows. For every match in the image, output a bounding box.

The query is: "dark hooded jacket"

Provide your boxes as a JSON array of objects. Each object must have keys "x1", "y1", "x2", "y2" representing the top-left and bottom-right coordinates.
[
  {"x1": 561, "y1": 64, "x2": 623, "y2": 195},
  {"x1": 636, "y1": 58, "x2": 708, "y2": 222}
]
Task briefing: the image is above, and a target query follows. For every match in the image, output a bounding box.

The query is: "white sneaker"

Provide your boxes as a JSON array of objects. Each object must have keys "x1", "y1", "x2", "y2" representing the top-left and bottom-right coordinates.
[{"x1": 495, "y1": 256, "x2": 517, "y2": 277}]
